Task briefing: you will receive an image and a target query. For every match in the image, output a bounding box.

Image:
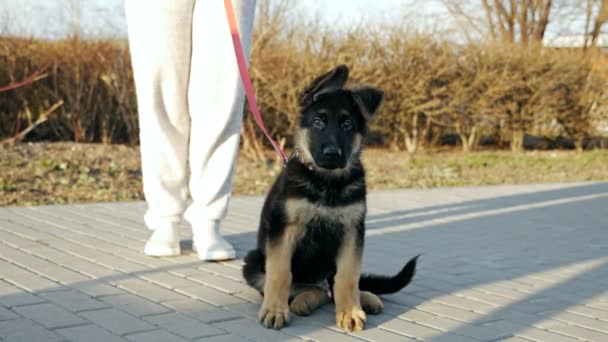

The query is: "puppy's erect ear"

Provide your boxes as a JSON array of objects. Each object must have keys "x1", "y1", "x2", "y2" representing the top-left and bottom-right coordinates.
[
  {"x1": 298, "y1": 64, "x2": 349, "y2": 107},
  {"x1": 351, "y1": 86, "x2": 384, "y2": 120}
]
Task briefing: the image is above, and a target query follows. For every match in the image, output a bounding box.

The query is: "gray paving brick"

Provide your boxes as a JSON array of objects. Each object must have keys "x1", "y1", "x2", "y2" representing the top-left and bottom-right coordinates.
[
  {"x1": 52, "y1": 242, "x2": 145, "y2": 274},
  {"x1": 353, "y1": 327, "x2": 418, "y2": 341},
  {"x1": 157, "y1": 298, "x2": 240, "y2": 323},
  {"x1": 55, "y1": 324, "x2": 127, "y2": 342},
  {"x1": 0, "y1": 221, "x2": 58, "y2": 243},
  {"x1": 194, "y1": 333, "x2": 245, "y2": 342},
  {"x1": 380, "y1": 317, "x2": 443, "y2": 340},
  {"x1": 124, "y1": 329, "x2": 190, "y2": 342},
  {"x1": 516, "y1": 327, "x2": 580, "y2": 342},
  {"x1": 450, "y1": 323, "x2": 513, "y2": 341},
  {"x1": 234, "y1": 288, "x2": 263, "y2": 304},
  {"x1": 176, "y1": 285, "x2": 247, "y2": 306},
  {"x1": 427, "y1": 333, "x2": 481, "y2": 342},
  {"x1": 286, "y1": 325, "x2": 364, "y2": 342},
  {"x1": 1, "y1": 183, "x2": 608, "y2": 341},
  {"x1": 568, "y1": 305, "x2": 608, "y2": 321},
  {"x1": 455, "y1": 289, "x2": 514, "y2": 306},
  {"x1": 433, "y1": 294, "x2": 497, "y2": 314},
  {"x1": 212, "y1": 318, "x2": 303, "y2": 342},
  {"x1": 479, "y1": 319, "x2": 528, "y2": 336},
  {"x1": 100, "y1": 293, "x2": 172, "y2": 317},
  {"x1": 23, "y1": 246, "x2": 118, "y2": 278},
  {"x1": 197, "y1": 263, "x2": 243, "y2": 282},
  {"x1": 0, "y1": 318, "x2": 64, "y2": 342},
  {"x1": 106, "y1": 248, "x2": 174, "y2": 269},
  {"x1": 515, "y1": 297, "x2": 573, "y2": 314},
  {"x1": 0, "y1": 229, "x2": 40, "y2": 248},
  {"x1": 144, "y1": 312, "x2": 226, "y2": 339},
  {"x1": 13, "y1": 302, "x2": 87, "y2": 329},
  {"x1": 547, "y1": 311, "x2": 608, "y2": 333},
  {"x1": 495, "y1": 310, "x2": 551, "y2": 326},
  {"x1": 0, "y1": 259, "x2": 59, "y2": 292},
  {"x1": 223, "y1": 302, "x2": 261, "y2": 321},
  {"x1": 0, "y1": 306, "x2": 18, "y2": 321},
  {"x1": 466, "y1": 285, "x2": 526, "y2": 300},
  {"x1": 387, "y1": 289, "x2": 443, "y2": 305},
  {"x1": 0, "y1": 246, "x2": 90, "y2": 285},
  {"x1": 588, "y1": 301, "x2": 608, "y2": 311},
  {"x1": 38, "y1": 289, "x2": 109, "y2": 313},
  {"x1": 0, "y1": 281, "x2": 45, "y2": 308},
  {"x1": 495, "y1": 337, "x2": 535, "y2": 342},
  {"x1": 139, "y1": 272, "x2": 199, "y2": 290},
  {"x1": 182, "y1": 269, "x2": 252, "y2": 294},
  {"x1": 415, "y1": 302, "x2": 487, "y2": 323},
  {"x1": 71, "y1": 281, "x2": 125, "y2": 298},
  {"x1": 80, "y1": 308, "x2": 155, "y2": 336},
  {"x1": 543, "y1": 321, "x2": 608, "y2": 342},
  {"x1": 396, "y1": 307, "x2": 463, "y2": 331},
  {"x1": 115, "y1": 278, "x2": 186, "y2": 303}
]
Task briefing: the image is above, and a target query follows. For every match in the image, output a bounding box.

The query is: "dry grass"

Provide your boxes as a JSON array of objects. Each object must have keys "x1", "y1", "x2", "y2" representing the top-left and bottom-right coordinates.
[{"x1": 2, "y1": 142, "x2": 607, "y2": 206}]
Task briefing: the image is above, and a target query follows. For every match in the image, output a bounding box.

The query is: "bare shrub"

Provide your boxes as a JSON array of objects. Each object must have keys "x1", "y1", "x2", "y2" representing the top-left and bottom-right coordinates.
[
  {"x1": 0, "y1": 37, "x2": 136, "y2": 144},
  {"x1": 1, "y1": 1, "x2": 607, "y2": 155}
]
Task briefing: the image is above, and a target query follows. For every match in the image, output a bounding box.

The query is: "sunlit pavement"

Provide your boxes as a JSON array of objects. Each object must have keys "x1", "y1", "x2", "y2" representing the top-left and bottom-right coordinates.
[{"x1": 1, "y1": 182, "x2": 607, "y2": 341}]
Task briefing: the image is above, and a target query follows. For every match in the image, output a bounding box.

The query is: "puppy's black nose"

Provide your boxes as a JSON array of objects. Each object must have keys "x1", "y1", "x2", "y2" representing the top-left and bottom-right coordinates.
[{"x1": 323, "y1": 146, "x2": 342, "y2": 158}]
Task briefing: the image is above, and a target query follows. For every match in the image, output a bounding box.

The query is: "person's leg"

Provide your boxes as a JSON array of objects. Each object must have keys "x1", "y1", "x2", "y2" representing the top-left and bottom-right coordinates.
[
  {"x1": 125, "y1": 0, "x2": 195, "y2": 256},
  {"x1": 184, "y1": 0, "x2": 256, "y2": 260}
]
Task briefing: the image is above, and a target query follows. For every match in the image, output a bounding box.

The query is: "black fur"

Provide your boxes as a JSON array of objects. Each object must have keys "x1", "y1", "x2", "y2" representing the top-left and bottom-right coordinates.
[
  {"x1": 359, "y1": 254, "x2": 421, "y2": 294},
  {"x1": 242, "y1": 64, "x2": 419, "y2": 299},
  {"x1": 243, "y1": 156, "x2": 364, "y2": 293}
]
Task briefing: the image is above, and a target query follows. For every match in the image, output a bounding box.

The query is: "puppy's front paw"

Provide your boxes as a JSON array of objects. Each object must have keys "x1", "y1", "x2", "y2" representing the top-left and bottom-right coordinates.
[
  {"x1": 259, "y1": 302, "x2": 290, "y2": 329},
  {"x1": 336, "y1": 306, "x2": 366, "y2": 332}
]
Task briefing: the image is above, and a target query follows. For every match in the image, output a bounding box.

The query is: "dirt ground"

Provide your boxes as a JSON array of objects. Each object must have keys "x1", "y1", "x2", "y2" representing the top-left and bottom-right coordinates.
[{"x1": 1, "y1": 142, "x2": 607, "y2": 206}]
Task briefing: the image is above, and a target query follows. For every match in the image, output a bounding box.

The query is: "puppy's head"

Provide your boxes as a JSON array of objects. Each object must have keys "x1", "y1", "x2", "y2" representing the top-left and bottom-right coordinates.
[{"x1": 295, "y1": 65, "x2": 383, "y2": 172}]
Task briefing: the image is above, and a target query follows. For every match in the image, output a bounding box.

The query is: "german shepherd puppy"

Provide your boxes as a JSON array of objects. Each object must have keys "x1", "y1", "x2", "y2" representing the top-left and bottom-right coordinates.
[{"x1": 242, "y1": 65, "x2": 419, "y2": 332}]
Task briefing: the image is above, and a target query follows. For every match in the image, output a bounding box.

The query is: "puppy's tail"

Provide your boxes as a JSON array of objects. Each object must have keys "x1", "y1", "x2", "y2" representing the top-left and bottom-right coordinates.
[{"x1": 359, "y1": 254, "x2": 420, "y2": 295}]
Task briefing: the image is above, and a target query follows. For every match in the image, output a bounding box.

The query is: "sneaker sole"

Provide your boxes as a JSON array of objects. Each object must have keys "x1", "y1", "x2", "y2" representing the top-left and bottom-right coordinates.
[
  {"x1": 144, "y1": 244, "x2": 181, "y2": 257},
  {"x1": 194, "y1": 246, "x2": 236, "y2": 261}
]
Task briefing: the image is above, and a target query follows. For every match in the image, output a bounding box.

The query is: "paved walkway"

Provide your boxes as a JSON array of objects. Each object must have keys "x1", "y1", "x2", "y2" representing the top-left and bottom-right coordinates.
[{"x1": 1, "y1": 182, "x2": 607, "y2": 342}]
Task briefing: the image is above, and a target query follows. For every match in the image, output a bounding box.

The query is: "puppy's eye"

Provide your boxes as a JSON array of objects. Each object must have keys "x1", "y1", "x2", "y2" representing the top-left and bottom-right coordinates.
[
  {"x1": 342, "y1": 119, "x2": 352, "y2": 130},
  {"x1": 313, "y1": 118, "x2": 324, "y2": 129}
]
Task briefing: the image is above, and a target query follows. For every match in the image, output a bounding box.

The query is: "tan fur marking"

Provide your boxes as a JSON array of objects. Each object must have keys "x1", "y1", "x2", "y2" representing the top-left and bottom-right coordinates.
[
  {"x1": 333, "y1": 223, "x2": 365, "y2": 332},
  {"x1": 289, "y1": 287, "x2": 331, "y2": 316},
  {"x1": 259, "y1": 224, "x2": 303, "y2": 329},
  {"x1": 352, "y1": 133, "x2": 363, "y2": 154},
  {"x1": 294, "y1": 129, "x2": 316, "y2": 166},
  {"x1": 360, "y1": 291, "x2": 383, "y2": 315},
  {"x1": 285, "y1": 198, "x2": 365, "y2": 227}
]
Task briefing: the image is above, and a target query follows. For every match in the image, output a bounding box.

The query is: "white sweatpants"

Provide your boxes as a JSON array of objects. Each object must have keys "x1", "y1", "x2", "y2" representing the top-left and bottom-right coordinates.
[{"x1": 125, "y1": 0, "x2": 256, "y2": 230}]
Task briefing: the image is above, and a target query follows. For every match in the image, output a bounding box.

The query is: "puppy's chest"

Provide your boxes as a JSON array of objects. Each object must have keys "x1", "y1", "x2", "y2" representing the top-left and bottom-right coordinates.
[{"x1": 285, "y1": 198, "x2": 365, "y2": 232}]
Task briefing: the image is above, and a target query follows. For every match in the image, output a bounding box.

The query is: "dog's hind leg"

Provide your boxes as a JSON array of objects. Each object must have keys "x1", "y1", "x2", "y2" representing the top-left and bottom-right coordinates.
[
  {"x1": 289, "y1": 287, "x2": 330, "y2": 316},
  {"x1": 360, "y1": 291, "x2": 383, "y2": 315},
  {"x1": 243, "y1": 249, "x2": 265, "y2": 294}
]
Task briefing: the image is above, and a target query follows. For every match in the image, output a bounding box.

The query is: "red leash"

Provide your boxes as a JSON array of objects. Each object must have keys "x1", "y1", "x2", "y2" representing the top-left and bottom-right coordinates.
[{"x1": 224, "y1": 0, "x2": 289, "y2": 165}]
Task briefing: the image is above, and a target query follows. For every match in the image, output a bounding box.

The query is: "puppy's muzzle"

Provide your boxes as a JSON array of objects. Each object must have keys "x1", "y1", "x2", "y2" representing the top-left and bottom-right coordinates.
[{"x1": 322, "y1": 146, "x2": 342, "y2": 159}]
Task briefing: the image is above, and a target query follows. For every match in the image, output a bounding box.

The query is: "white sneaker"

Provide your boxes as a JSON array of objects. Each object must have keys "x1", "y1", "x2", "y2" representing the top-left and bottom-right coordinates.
[
  {"x1": 144, "y1": 223, "x2": 181, "y2": 257},
  {"x1": 192, "y1": 220, "x2": 236, "y2": 261}
]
